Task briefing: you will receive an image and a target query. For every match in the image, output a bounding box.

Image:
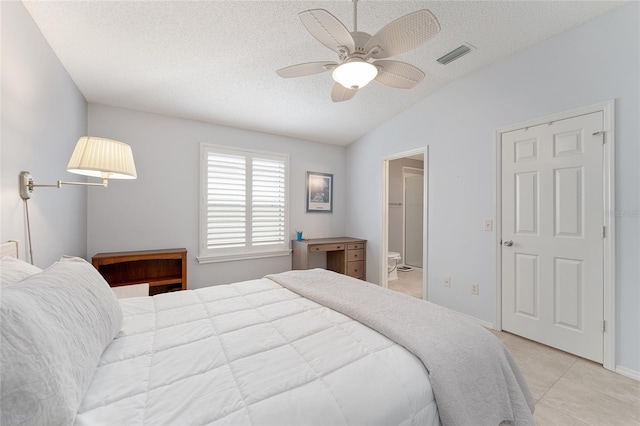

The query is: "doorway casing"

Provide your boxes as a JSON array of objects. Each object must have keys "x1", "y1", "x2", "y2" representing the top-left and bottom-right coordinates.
[{"x1": 494, "y1": 100, "x2": 615, "y2": 371}]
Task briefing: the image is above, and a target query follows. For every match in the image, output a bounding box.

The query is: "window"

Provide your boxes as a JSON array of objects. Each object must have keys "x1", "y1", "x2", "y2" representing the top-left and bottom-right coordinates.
[{"x1": 198, "y1": 144, "x2": 289, "y2": 263}]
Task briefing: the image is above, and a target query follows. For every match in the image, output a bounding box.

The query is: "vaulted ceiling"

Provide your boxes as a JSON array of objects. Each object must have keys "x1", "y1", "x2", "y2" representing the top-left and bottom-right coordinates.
[{"x1": 23, "y1": 1, "x2": 626, "y2": 145}]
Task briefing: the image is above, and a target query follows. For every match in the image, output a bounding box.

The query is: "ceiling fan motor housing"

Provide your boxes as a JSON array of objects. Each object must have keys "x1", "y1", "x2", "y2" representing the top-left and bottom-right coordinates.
[{"x1": 338, "y1": 32, "x2": 379, "y2": 61}]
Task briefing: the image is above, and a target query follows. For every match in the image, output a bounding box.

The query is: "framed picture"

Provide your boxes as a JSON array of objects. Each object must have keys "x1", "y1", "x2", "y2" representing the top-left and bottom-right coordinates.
[{"x1": 306, "y1": 171, "x2": 333, "y2": 213}]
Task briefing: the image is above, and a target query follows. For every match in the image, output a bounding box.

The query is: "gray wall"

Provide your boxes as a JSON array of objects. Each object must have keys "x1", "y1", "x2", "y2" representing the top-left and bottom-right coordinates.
[
  {"x1": 87, "y1": 104, "x2": 346, "y2": 288},
  {"x1": 1, "y1": 1, "x2": 88, "y2": 266},
  {"x1": 346, "y1": 3, "x2": 639, "y2": 372}
]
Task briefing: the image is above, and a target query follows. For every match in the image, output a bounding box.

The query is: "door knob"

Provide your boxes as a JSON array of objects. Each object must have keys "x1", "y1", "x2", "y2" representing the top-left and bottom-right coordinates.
[{"x1": 503, "y1": 240, "x2": 513, "y2": 247}]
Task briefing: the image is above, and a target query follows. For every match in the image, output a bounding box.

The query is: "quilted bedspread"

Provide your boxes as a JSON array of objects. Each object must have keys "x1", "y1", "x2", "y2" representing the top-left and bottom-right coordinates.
[
  {"x1": 75, "y1": 278, "x2": 439, "y2": 425},
  {"x1": 268, "y1": 269, "x2": 535, "y2": 426}
]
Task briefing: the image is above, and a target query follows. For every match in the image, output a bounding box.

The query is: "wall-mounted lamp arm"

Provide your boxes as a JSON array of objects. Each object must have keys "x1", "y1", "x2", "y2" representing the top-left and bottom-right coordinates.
[
  {"x1": 57, "y1": 179, "x2": 109, "y2": 188},
  {"x1": 20, "y1": 171, "x2": 109, "y2": 200},
  {"x1": 18, "y1": 136, "x2": 136, "y2": 200}
]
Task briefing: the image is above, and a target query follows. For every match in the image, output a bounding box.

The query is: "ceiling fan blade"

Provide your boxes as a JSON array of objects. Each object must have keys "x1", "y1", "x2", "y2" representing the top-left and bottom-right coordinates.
[
  {"x1": 365, "y1": 10, "x2": 440, "y2": 59},
  {"x1": 331, "y1": 83, "x2": 358, "y2": 102},
  {"x1": 277, "y1": 62, "x2": 337, "y2": 78},
  {"x1": 299, "y1": 9, "x2": 355, "y2": 54},
  {"x1": 374, "y1": 60, "x2": 425, "y2": 89}
]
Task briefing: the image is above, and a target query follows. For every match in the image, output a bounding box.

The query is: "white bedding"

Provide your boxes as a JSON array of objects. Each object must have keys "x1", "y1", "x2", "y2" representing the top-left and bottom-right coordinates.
[
  {"x1": 76, "y1": 278, "x2": 439, "y2": 425},
  {"x1": 1, "y1": 258, "x2": 122, "y2": 426}
]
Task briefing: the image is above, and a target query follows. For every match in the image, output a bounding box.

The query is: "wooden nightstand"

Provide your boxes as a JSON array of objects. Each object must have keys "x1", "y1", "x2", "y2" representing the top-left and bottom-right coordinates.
[{"x1": 92, "y1": 248, "x2": 187, "y2": 296}]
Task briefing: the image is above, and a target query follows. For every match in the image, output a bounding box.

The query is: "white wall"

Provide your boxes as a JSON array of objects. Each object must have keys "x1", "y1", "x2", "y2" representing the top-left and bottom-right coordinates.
[
  {"x1": 346, "y1": 3, "x2": 639, "y2": 372},
  {"x1": 87, "y1": 104, "x2": 346, "y2": 287},
  {"x1": 388, "y1": 158, "x2": 424, "y2": 257},
  {"x1": 1, "y1": 1, "x2": 88, "y2": 267}
]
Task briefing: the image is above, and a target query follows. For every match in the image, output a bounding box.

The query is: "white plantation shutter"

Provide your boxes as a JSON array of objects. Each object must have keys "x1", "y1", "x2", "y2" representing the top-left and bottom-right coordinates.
[
  {"x1": 252, "y1": 158, "x2": 286, "y2": 246},
  {"x1": 206, "y1": 152, "x2": 246, "y2": 250},
  {"x1": 200, "y1": 145, "x2": 289, "y2": 261}
]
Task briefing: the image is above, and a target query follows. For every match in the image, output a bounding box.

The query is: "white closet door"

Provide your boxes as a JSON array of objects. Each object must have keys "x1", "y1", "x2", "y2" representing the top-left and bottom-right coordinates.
[{"x1": 501, "y1": 111, "x2": 604, "y2": 362}]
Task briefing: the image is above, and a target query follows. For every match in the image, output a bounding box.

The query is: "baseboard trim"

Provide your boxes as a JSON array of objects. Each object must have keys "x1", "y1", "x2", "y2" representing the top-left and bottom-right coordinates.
[
  {"x1": 457, "y1": 312, "x2": 494, "y2": 329},
  {"x1": 615, "y1": 365, "x2": 640, "y2": 381}
]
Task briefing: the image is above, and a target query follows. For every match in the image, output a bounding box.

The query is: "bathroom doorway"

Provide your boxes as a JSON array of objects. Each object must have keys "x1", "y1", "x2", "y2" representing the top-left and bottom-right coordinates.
[{"x1": 381, "y1": 148, "x2": 427, "y2": 300}]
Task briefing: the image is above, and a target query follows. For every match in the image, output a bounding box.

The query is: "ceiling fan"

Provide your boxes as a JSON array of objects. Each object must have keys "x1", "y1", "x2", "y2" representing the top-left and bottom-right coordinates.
[{"x1": 276, "y1": 0, "x2": 441, "y2": 102}]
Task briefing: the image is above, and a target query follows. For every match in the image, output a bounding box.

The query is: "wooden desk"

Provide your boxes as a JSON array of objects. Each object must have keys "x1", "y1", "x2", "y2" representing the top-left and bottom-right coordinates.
[{"x1": 292, "y1": 237, "x2": 366, "y2": 280}]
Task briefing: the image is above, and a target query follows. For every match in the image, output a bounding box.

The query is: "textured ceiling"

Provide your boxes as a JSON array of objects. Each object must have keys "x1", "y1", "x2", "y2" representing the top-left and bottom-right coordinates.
[{"x1": 23, "y1": 1, "x2": 626, "y2": 146}]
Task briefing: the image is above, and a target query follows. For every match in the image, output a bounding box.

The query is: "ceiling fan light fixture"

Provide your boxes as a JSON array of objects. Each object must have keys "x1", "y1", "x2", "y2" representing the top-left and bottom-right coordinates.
[{"x1": 332, "y1": 61, "x2": 378, "y2": 90}]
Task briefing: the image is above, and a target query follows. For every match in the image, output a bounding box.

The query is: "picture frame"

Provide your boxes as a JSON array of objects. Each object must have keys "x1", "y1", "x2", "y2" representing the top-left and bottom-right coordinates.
[{"x1": 306, "y1": 171, "x2": 333, "y2": 213}]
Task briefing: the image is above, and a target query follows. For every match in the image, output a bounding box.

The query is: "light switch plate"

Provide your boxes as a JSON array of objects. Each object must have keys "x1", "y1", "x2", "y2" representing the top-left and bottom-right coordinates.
[{"x1": 484, "y1": 220, "x2": 493, "y2": 231}]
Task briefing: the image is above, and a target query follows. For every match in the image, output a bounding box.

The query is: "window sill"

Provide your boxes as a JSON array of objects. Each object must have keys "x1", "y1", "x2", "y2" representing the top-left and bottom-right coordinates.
[{"x1": 197, "y1": 249, "x2": 291, "y2": 264}]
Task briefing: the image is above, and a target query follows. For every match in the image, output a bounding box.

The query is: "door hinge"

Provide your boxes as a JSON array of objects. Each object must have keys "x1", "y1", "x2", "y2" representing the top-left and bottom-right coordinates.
[
  {"x1": 602, "y1": 226, "x2": 606, "y2": 238},
  {"x1": 602, "y1": 320, "x2": 606, "y2": 333},
  {"x1": 593, "y1": 130, "x2": 605, "y2": 144}
]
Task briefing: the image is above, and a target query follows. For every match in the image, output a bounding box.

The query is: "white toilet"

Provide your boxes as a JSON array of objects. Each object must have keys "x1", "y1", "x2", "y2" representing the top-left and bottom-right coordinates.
[{"x1": 388, "y1": 251, "x2": 402, "y2": 281}]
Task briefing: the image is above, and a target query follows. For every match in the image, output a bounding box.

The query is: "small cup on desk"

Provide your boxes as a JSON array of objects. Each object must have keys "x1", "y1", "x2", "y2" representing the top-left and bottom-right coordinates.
[{"x1": 296, "y1": 231, "x2": 303, "y2": 241}]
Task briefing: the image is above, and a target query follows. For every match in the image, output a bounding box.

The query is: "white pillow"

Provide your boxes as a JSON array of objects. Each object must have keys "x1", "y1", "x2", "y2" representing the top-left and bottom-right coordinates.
[
  {"x1": 0, "y1": 256, "x2": 42, "y2": 286},
  {"x1": 1, "y1": 257, "x2": 122, "y2": 426}
]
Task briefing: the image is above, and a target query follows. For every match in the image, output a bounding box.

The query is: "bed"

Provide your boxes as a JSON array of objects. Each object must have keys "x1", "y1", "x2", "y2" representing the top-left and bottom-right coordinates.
[{"x1": 0, "y1": 242, "x2": 534, "y2": 426}]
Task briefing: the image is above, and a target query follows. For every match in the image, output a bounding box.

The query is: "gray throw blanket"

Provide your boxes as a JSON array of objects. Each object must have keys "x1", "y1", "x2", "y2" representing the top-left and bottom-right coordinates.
[{"x1": 266, "y1": 269, "x2": 535, "y2": 426}]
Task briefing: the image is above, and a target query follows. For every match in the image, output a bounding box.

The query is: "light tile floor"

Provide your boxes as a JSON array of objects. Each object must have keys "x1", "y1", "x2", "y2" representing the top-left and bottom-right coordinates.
[
  {"x1": 490, "y1": 330, "x2": 640, "y2": 425},
  {"x1": 388, "y1": 267, "x2": 423, "y2": 299},
  {"x1": 387, "y1": 269, "x2": 640, "y2": 425}
]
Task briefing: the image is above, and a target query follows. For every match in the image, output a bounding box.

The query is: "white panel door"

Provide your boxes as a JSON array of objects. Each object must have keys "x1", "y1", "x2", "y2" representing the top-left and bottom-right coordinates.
[
  {"x1": 404, "y1": 172, "x2": 424, "y2": 268},
  {"x1": 501, "y1": 111, "x2": 604, "y2": 362}
]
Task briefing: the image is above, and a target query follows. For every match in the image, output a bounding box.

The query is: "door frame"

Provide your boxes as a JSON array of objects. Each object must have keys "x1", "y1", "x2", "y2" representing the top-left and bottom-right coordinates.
[
  {"x1": 402, "y1": 167, "x2": 425, "y2": 268},
  {"x1": 494, "y1": 100, "x2": 616, "y2": 371},
  {"x1": 381, "y1": 147, "x2": 428, "y2": 300}
]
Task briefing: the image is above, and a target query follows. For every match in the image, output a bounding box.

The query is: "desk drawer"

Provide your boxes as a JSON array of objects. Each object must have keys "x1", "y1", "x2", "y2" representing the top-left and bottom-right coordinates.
[
  {"x1": 347, "y1": 249, "x2": 364, "y2": 262},
  {"x1": 347, "y1": 243, "x2": 364, "y2": 250},
  {"x1": 310, "y1": 244, "x2": 344, "y2": 252},
  {"x1": 347, "y1": 261, "x2": 365, "y2": 278}
]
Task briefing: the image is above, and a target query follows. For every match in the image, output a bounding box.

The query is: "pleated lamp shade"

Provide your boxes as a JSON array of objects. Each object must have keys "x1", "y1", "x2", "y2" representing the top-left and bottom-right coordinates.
[{"x1": 66, "y1": 137, "x2": 137, "y2": 179}]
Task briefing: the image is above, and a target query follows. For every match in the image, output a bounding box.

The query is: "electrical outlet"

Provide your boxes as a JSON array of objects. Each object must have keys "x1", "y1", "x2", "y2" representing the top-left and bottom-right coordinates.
[
  {"x1": 484, "y1": 220, "x2": 493, "y2": 231},
  {"x1": 471, "y1": 283, "x2": 479, "y2": 294},
  {"x1": 444, "y1": 276, "x2": 451, "y2": 287}
]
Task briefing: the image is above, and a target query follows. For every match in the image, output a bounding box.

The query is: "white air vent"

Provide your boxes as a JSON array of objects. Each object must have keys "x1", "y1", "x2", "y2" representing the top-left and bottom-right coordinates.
[{"x1": 437, "y1": 45, "x2": 472, "y2": 65}]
